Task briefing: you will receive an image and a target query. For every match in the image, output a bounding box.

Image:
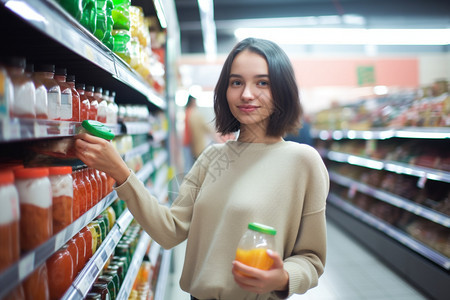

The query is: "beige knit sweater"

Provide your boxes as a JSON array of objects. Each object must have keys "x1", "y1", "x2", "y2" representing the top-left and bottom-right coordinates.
[{"x1": 115, "y1": 140, "x2": 329, "y2": 299}]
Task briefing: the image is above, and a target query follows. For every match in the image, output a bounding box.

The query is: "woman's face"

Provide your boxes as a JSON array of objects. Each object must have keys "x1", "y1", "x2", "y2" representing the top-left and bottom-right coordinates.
[{"x1": 226, "y1": 50, "x2": 274, "y2": 135}]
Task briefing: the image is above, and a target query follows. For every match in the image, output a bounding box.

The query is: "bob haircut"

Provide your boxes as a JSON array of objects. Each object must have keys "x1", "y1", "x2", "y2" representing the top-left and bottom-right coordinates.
[{"x1": 214, "y1": 37, "x2": 303, "y2": 137}]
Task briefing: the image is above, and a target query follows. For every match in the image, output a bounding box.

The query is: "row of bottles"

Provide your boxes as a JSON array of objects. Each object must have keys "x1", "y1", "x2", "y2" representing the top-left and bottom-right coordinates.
[
  {"x1": 0, "y1": 165, "x2": 115, "y2": 274},
  {"x1": 2, "y1": 206, "x2": 118, "y2": 300},
  {"x1": 0, "y1": 57, "x2": 119, "y2": 124}
]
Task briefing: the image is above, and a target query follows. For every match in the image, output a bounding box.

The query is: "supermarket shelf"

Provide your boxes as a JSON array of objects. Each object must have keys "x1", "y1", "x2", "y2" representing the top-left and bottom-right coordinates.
[
  {"x1": 115, "y1": 231, "x2": 152, "y2": 300},
  {"x1": 313, "y1": 127, "x2": 450, "y2": 140},
  {"x1": 62, "y1": 222, "x2": 126, "y2": 299},
  {"x1": 136, "y1": 161, "x2": 156, "y2": 182},
  {"x1": 327, "y1": 193, "x2": 450, "y2": 270},
  {"x1": 122, "y1": 122, "x2": 152, "y2": 135},
  {"x1": 149, "y1": 242, "x2": 162, "y2": 265},
  {"x1": 0, "y1": 191, "x2": 118, "y2": 299},
  {"x1": 123, "y1": 142, "x2": 151, "y2": 162},
  {"x1": 150, "y1": 130, "x2": 169, "y2": 144},
  {"x1": 154, "y1": 249, "x2": 172, "y2": 300},
  {"x1": 0, "y1": 118, "x2": 122, "y2": 142},
  {"x1": 325, "y1": 150, "x2": 450, "y2": 183},
  {"x1": 153, "y1": 149, "x2": 169, "y2": 170},
  {"x1": 329, "y1": 171, "x2": 450, "y2": 228},
  {"x1": 1, "y1": 0, "x2": 166, "y2": 109}
]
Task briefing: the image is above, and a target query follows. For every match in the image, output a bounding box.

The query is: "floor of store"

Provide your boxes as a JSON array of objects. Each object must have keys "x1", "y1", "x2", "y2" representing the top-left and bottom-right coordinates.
[{"x1": 165, "y1": 220, "x2": 427, "y2": 300}]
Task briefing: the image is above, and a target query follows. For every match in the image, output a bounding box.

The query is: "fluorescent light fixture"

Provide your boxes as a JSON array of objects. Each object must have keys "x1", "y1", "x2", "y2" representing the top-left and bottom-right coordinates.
[
  {"x1": 198, "y1": 0, "x2": 217, "y2": 60},
  {"x1": 154, "y1": 0, "x2": 167, "y2": 28},
  {"x1": 235, "y1": 28, "x2": 450, "y2": 45}
]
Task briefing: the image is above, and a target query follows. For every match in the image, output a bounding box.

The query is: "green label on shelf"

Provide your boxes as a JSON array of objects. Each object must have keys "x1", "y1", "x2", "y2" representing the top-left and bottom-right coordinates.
[{"x1": 357, "y1": 65, "x2": 376, "y2": 86}]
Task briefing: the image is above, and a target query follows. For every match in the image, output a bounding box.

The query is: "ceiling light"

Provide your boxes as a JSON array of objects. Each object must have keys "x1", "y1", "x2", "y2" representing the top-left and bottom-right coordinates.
[{"x1": 235, "y1": 28, "x2": 450, "y2": 45}]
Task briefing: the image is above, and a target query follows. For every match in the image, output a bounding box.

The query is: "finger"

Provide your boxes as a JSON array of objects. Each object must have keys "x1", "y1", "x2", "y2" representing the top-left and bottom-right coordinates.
[{"x1": 266, "y1": 250, "x2": 284, "y2": 269}]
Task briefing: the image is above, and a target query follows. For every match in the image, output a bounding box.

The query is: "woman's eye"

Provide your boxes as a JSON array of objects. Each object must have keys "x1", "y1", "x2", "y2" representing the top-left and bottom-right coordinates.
[
  {"x1": 258, "y1": 80, "x2": 269, "y2": 87},
  {"x1": 230, "y1": 80, "x2": 242, "y2": 86}
]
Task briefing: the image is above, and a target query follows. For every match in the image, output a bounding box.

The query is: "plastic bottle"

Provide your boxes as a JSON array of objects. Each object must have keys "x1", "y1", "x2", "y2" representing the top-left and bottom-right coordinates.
[
  {"x1": 85, "y1": 85, "x2": 98, "y2": 120},
  {"x1": 96, "y1": 274, "x2": 117, "y2": 299},
  {"x1": 34, "y1": 64, "x2": 61, "y2": 120},
  {"x1": 76, "y1": 83, "x2": 90, "y2": 121},
  {"x1": 26, "y1": 63, "x2": 48, "y2": 119},
  {"x1": 66, "y1": 75, "x2": 81, "y2": 122},
  {"x1": 72, "y1": 232, "x2": 86, "y2": 274},
  {"x1": 82, "y1": 167, "x2": 93, "y2": 210},
  {"x1": 80, "y1": 226, "x2": 93, "y2": 263},
  {"x1": 0, "y1": 65, "x2": 14, "y2": 119},
  {"x1": 81, "y1": 0, "x2": 97, "y2": 34},
  {"x1": 54, "y1": 68, "x2": 73, "y2": 121},
  {"x1": 46, "y1": 244, "x2": 73, "y2": 300},
  {"x1": 14, "y1": 167, "x2": 52, "y2": 252},
  {"x1": 235, "y1": 222, "x2": 277, "y2": 272},
  {"x1": 97, "y1": 89, "x2": 108, "y2": 123},
  {"x1": 0, "y1": 170, "x2": 20, "y2": 272},
  {"x1": 89, "y1": 167, "x2": 100, "y2": 205},
  {"x1": 23, "y1": 263, "x2": 50, "y2": 300},
  {"x1": 95, "y1": 169, "x2": 104, "y2": 200},
  {"x1": 107, "y1": 91, "x2": 118, "y2": 124},
  {"x1": 48, "y1": 166, "x2": 73, "y2": 234},
  {"x1": 75, "y1": 168, "x2": 88, "y2": 216},
  {"x1": 5, "y1": 57, "x2": 36, "y2": 119}
]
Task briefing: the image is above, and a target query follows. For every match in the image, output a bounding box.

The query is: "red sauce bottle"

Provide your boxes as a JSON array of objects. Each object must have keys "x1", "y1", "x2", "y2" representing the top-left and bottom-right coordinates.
[
  {"x1": 46, "y1": 244, "x2": 73, "y2": 300},
  {"x1": 76, "y1": 83, "x2": 90, "y2": 121},
  {"x1": 66, "y1": 74, "x2": 81, "y2": 122},
  {"x1": 85, "y1": 85, "x2": 98, "y2": 121}
]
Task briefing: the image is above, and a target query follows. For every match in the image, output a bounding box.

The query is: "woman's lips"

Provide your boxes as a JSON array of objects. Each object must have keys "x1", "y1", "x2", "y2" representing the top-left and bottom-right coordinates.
[{"x1": 238, "y1": 105, "x2": 259, "y2": 113}]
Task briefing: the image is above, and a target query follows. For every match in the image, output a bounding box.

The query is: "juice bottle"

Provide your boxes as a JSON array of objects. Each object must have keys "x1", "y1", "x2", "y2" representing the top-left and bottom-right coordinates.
[
  {"x1": 0, "y1": 170, "x2": 20, "y2": 272},
  {"x1": 48, "y1": 166, "x2": 73, "y2": 233},
  {"x1": 5, "y1": 57, "x2": 36, "y2": 119},
  {"x1": 34, "y1": 64, "x2": 61, "y2": 121},
  {"x1": 66, "y1": 75, "x2": 81, "y2": 122},
  {"x1": 14, "y1": 167, "x2": 52, "y2": 252},
  {"x1": 26, "y1": 63, "x2": 48, "y2": 119},
  {"x1": 97, "y1": 89, "x2": 108, "y2": 123},
  {"x1": 76, "y1": 83, "x2": 90, "y2": 121},
  {"x1": 85, "y1": 85, "x2": 98, "y2": 120},
  {"x1": 54, "y1": 68, "x2": 73, "y2": 121},
  {"x1": 235, "y1": 222, "x2": 277, "y2": 273},
  {"x1": 46, "y1": 244, "x2": 73, "y2": 300},
  {"x1": 22, "y1": 263, "x2": 50, "y2": 300}
]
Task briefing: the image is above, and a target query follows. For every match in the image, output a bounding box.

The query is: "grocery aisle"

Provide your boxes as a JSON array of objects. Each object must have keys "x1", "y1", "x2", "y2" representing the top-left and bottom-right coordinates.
[{"x1": 165, "y1": 220, "x2": 426, "y2": 300}]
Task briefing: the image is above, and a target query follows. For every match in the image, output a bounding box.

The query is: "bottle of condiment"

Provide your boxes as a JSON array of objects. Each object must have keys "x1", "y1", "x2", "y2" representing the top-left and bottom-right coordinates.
[
  {"x1": 0, "y1": 170, "x2": 20, "y2": 272},
  {"x1": 90, "y1": 282, "x2": 111, "y2": 300},
  {"x1": 48, "y1": 166, "x2": 73, "y2": 233},
  {"x1": 80, "y1": 226, "x2": 93, "y2": 263},
  {"x1": 66, "y1": 74, "x2": 81, "y2": 122},
  {"x1": 14, "y1": 167, "x2": 52, "y2": 252},
  {"x1": 34, "y1": 64, "x2": 61, "y2": 120},
  {"x1": 46, "y1": 244, "x2": 73, "y2": 300},
  {"x1": 100, "y1": 171, "x2": 108, "y2": 198},
  {"x1": 85, "y1": 85, "x2": 98, "y2": 120},
  {"x1": 71, "y1": 169, "x2": 80, "y2": 220},
  {"x1": 96, "y1": 274, "x2": 116, "y2": 299},
  {"x1": 76, "y1": 83, "x2": 90, "y2": 121},
  {"x1": 27, "y1": 63, "x2": 48, "y2": 119},
  {"x1": 65, "y1": 238, "x2": 79, "y2": 280},
  {"x1": 23, "y1": 263, "x2": 50, "y2": 300},
  {"x1": 72, "y1": 232, "x2": 86, "y2": 274},
  {"x1": 75, "y1": 168, "x2": 88, "y2": 216},
  {"x1": 54, "y1": 67, "x2": 73, "y2": 121},
  {"x1": 97, "y1": 89, "x2": 108, "y2": 123},
  {"x1": 5, "y1": 57, "x2": 36, "y2": 119},
  {"x1": 235, "y1": 222, "x2": 277, "y2": 273},
  {"x1": 82, "y1": 167, "x2": 93, "y2": 210},
  {"x1": 89, "y1": 167, "x2": 100, "y2": 205}
]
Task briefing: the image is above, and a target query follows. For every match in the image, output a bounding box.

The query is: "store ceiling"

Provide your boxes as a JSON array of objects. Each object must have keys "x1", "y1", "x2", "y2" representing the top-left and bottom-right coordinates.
[{"x1": 173, "y1": 0, "x2": 450, "y2": 55}]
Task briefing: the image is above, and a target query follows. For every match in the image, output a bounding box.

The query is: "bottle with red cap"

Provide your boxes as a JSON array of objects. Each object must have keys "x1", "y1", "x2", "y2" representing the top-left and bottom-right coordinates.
[
  {"x1": 14, "y1": 167, "x2": 52, "y2": 252},
  {"x1": 0, "y1": 170, "x2": 20, "y2": 272},
  {"x1": 46, "y1": 244, "x2": 73, "y2": 300},
  {"x1": 48, "y1": 166, "x2": 73, "y2": 234}
]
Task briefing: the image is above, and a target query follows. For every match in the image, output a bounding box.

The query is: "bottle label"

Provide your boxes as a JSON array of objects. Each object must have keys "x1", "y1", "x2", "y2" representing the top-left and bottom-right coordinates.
[
  {"x1": 48, "y1": 92, "x2": 61, "y2": 120},
  {"x1": 60, "y1": 93, "x2": 73, "y2": 120}
]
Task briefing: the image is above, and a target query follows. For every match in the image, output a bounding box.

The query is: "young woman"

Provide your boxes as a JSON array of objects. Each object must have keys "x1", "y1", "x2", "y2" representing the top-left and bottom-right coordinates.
[{"x1": 75, "y1": 38, "x2": 329, "y2": 299}]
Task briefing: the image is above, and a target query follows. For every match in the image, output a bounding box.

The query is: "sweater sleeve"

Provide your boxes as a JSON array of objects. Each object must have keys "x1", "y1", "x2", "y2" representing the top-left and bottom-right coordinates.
[
  {"x1": 279, "y1": 147, "x2": 330, "y2": 298},
  {"x1": 115, "y1": 151, "x2": 209, "y2": 249}
]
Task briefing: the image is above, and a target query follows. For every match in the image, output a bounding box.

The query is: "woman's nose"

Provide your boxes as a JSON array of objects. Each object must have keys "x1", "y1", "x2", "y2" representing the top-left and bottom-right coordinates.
[{"x1": 241, "y1": 85, "x2": 255, "y2": 100}]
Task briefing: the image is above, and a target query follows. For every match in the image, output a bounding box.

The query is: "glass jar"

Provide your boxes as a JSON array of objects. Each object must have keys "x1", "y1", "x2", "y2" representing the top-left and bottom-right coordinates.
[
  {"x1": 27, "y1": 63, "x2": 48, "y2": 120},
  {"x1": 83, "y1": 167, "x2": 94, "y2": 210},
  {"x1": 97, "y1": 89, "x2": 108, "y2": 123},
  {"x1": 0, "y1": 170, "x2": 20, "y2": 272},
  {"x1": 66, "y1": 74, "x2": 81, "y2": 122},
  {"x1": 73, "y1": 232, "x2": 86, "y2": 274},
  {"x1": 106, "y1": 264, "x2": 124, "y2": 287},
  {"x1": 235, "y1": 222, "x2": 277, "y2": 271},
  {"x1": 48, "y1": 166, "x2": 73, "y2": 233},
  {"x1": 95, "y1": 169, "x2": 103, "y2": 201},
  {"x1": 23, "y1": 263, "x2": 50, "y2": 300},
  {"x1": 46, "y1": 244, "x2": 73, "y2": 300},
  {"x1": 89, "y1": 167, "x2": 99, "y2": 205},
  {"x1": 66, "y1": 239, "x2": 79, "y2": 280},
  {"x1": 80, "y1": 226, "x2": 93, "y2": 263},
  {"x1": 14, "y1": 167, "x2": 52, "y2": 252},
  {"x1": 96, "y1": 274, "x2": 116, "y2": 300},
  {"x1": 90, "y1": 282, "x2": 111, "y2": 300},
  {"x1": 75, "y1": 168, "x2": 88, "y2": 215},
  {"x1": 34, "y1": 64, "x2": 61, "y2": 121},
  {"x1": 76, "y1": 83, "x2": 90, "y2": 121}
]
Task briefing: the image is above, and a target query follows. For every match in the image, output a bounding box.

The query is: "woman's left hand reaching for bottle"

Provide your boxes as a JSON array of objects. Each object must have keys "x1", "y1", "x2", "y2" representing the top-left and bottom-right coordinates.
[
  {"x1": 232, "y1": 249, "x2": 289, "y2": 295},
  {"x1": 74, "y1": 133, "x2": 130, "y2": 186}
]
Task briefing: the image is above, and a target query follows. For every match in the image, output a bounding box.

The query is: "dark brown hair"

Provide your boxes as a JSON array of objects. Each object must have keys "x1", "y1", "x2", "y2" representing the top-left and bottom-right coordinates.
[{"x1": 214, "y1": 38, "x2": 303, "y2": 137}]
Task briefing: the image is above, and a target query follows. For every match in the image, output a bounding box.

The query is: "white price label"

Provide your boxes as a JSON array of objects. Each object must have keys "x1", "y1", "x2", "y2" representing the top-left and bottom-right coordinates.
[{"x1": 19, "y1": 253, "x2": 35, "y2": 280}]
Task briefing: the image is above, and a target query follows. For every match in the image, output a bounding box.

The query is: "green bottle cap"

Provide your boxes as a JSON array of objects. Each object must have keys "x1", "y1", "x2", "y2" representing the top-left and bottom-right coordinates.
[
  {"x1": 82, "y1": 120, "x2": 115, "y2": 140},
  {"x1": 248, "y1": 222, "x2": 277, "y2": 235}
]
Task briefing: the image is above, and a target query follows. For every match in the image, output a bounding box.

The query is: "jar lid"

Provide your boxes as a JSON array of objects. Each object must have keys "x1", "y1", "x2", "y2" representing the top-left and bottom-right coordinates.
[
  {"x1": 48, "y1": 166, "x2": 72, "y2": 175},
  {"x1": 248, "y1": 222, "x2": 277, "y2": 235},
  {"x1": 82, "y1": 120, "x2": 115, "y2": 140},
  {"x1": 14, "y1": 167, "x2": 49, "y2": 179},
  {"x1": 0, "y1": 170, "x2": 14, "y2": 184}
]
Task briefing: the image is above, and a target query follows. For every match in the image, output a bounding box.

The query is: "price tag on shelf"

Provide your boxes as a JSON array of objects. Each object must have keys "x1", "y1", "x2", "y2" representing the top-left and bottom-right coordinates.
[
  {"x1": 54, "y1": 230, "x2": 66, "y2": 251},
  {"x1": 18, "y1": 253, "x2": 35, "y2": 281}
]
